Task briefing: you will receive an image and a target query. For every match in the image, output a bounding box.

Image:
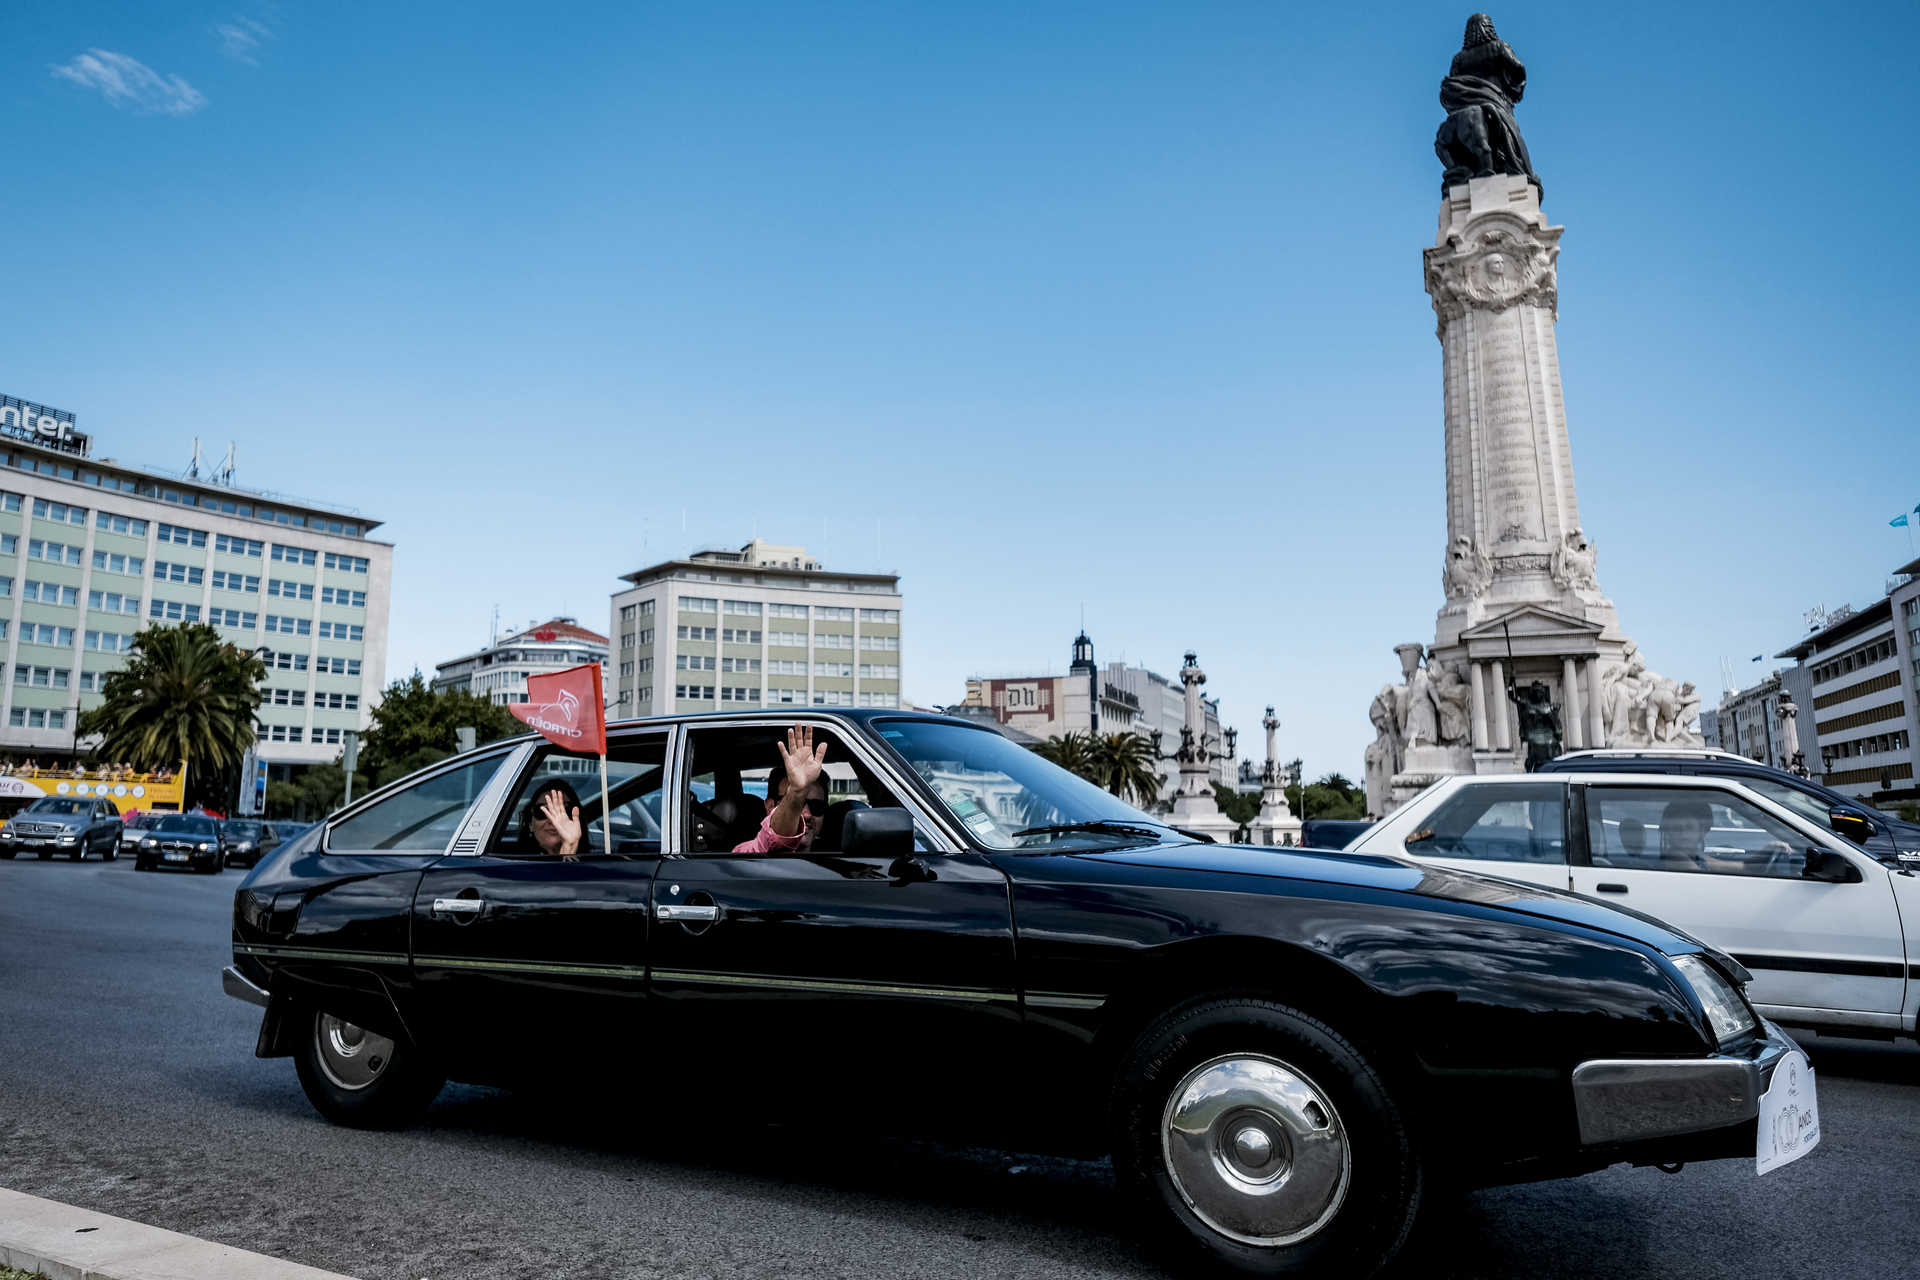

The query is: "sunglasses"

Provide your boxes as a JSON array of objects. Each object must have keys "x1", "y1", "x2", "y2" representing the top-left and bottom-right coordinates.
[{"x1": 802, "y1": 798, "x2": 828, "y2": 817}]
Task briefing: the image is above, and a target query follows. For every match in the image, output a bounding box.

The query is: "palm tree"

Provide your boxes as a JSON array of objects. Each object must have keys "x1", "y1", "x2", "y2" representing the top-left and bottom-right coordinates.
[
  {"x1": 1090, "y1": 732, "x2": 1163, "y2": 808},
  {"x1": 77, "y1": 623, "x2": 266, "y2": 806},
  {"x1": 1033, "y1": 731, "x2": 1095, "y2": 781}
]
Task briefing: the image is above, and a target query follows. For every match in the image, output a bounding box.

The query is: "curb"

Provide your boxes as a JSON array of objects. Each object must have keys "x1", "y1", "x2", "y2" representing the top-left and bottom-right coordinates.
[{"x1": 0, "y1": 1188, "x2": 357, "y2": 1280}]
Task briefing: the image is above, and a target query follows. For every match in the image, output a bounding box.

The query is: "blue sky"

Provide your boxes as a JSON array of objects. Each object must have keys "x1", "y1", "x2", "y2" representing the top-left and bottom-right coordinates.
[{"x1": 6, "y1": 1, "x2": 1917, "y2": 779}]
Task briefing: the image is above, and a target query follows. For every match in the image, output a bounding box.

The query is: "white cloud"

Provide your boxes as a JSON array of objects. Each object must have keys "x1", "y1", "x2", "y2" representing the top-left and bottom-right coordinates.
[
  {"x1": 213, "y1": 16, "x2": 273, "y2": 65},
  {"x1": 50, "y1": 49, "x2": 206, "y2": 116}
]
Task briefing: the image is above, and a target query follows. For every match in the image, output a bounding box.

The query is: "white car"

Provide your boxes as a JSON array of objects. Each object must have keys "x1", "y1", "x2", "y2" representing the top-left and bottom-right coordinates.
[{"x1": 1353, "y1": 772, "x2": 1920, "y2": 1043}]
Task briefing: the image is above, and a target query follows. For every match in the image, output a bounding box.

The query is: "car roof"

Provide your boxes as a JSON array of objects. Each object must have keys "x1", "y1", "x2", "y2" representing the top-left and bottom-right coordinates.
[{"x1": 1549, "y1": 748, "x2": 1751, "y2": 763}]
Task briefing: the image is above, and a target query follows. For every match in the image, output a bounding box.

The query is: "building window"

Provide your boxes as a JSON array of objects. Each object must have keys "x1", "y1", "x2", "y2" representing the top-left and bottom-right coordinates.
[
  {"x1": 317, "y1": 621, "x2": 364, "y2": 641},
  {"x1": 768, "y1": 603, "x2": 808, "y2": 619},
  {"x1": 208, "y1": 608, "x2": 257, "y2": 629},
  {"x1": 859, "y1": 635, "x2": 900, "y2": 652},
  {"x1": 84, "y1": 630, "x2": 133, "y2": 652},
  {"x1": 322, "y1": 552, "x2": 369, "y2": 573},
  {"x1": 154, "y1": 561, "x2": 204, "y2": 585},
  {"x1": 812, "y1": 661, "x2": 854, "y2": 677},
  {"x1": 271, "y1": 544, "x2": 318, "y2": 565},
  {"x1": 92, "y1": 551, "x2": 144, "y2": 575},
  {"x1": 676, "y1": 625, "x2": 717, "y2": 642},
  {"x1": 149, "y1": 600, "x2": 202, "y2": 623},
  {"x1": 720, "y1": 657, "x2": 762, "y2": 674},
  {"x1": 93, "y1": 512, "x2": 147, "y2": 535},
  {"x1": 674, "y1": 684, "x2": 715, "y2": 700},
  {"x1": 858, "y1": 664, "x2": 900, "y2": 679},
  {"x1": 678, "y1": 596, "x2": 718, "y2": 614},
  {"x1": 211, "y1": 571, "x2": 260, "y2": 593},
  {"x1": 22, "y1": 581, "x2": 80, "y2": 606},
  {"x1": 32, "y1": 498, "x2": 88, "y2": 525},
  {"x1": 724, "y1": 600, "x2": 763, "y2": 617},
  {"x1": 721, "y1": 628, "x2": 762, "y2": 644},
  {"x1": 155, "y1": 522, "x2": 206, "y2": 547},
  {"x1": 815, "y1": 606, "x2": 854, "y2": 621},
  {"x1": 12, "y1": 664, "x2": 72, "y2": 688},
  {"x1": 675, "y1": 654, "x2": 717, "y2": 671},
  {"x1": 216, "y1": 534, "x2": 264, "y2": 556},
  {"x1": 319, "y1": 586, "x2": 366, "y2": 607},
  {"x1": 814, "y1": 632, "x2": 853, "y2": 649},
  {"x1": 77, "y1": 670, "x2": 102, "y2": 691},
  {"x1": 28, "y1": 539, "x2": 83, "y2": 566},
  {"x1": 858, "y1": 609, "x2": 900, "y2": 622},
  {"x1": 719, "y1": 687, "x2": 760, "y2": 703},
  {"x1": 268, "y1": 578, "x2": 314, "y2": 599},
  {"x1": 266, "y1": 650, "x2": 312, "y2": 672},
  {"x1": 265, "y1": 615, "x2": 311, "y2": 635}
]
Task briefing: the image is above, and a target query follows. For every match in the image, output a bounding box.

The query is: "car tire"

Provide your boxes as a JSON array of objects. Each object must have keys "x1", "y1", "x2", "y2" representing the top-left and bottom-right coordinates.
[
  {"x1": 134, "y1": 857, "x2": 152, "y2": 871},
  {"x1": 102, "y1": 840, "x2": 117, "y2": 862},
  {"x1": 1110, "y1": 997, "x2": 1421, "y2": 1279},
  {"x1": 293, "y1": 1008, "x2": 444, "y2": 1130},
  {"x1": 70, "y1": 845, "x2": 86, "y2": 861}
]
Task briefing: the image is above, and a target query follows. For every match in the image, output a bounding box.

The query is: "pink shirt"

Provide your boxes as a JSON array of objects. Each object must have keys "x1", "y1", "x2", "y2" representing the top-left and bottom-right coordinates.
[{"x1": 733, "y1": 813, "x2": 808, "y2": 854}]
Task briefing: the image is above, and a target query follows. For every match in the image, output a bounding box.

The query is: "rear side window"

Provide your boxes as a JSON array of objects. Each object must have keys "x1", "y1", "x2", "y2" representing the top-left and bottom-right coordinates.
[
  {"x1": 1406, "y1": 783, "x2": 1566, "y2": 864},
  {"x1": 330, "y1": 756, "x2": 506, "y2": 852}
]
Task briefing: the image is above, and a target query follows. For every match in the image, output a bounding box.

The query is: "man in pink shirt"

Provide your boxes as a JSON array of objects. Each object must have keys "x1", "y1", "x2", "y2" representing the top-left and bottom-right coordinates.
[{"x1": 733, "y1": 723, "x2": 831, "y2": 854}]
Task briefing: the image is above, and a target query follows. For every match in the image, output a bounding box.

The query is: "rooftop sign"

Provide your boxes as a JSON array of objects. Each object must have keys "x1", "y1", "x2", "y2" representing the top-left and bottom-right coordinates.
[{"x1": 1, "y1": 394, "x2": 89, "y2": 458}]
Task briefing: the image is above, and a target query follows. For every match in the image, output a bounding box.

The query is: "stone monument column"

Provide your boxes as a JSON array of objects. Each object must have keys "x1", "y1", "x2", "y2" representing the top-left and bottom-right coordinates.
[
  {"x1": 1251, "y1": 705, "x2": 1303, "y2": 846},
  {"x1": 1165, "y1": 652, "x2": 1239, "y2": 842},
  {"x1": 1366, "y1": 14, "x2": 1703, "y2": 813}
]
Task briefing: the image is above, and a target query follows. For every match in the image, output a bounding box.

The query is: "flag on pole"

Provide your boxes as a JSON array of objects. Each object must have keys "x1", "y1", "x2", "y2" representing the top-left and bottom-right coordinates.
[
  {"x1": 510, "y1": 663, "x2": 610, "y2": 856},
  {"x1": 509, "y1": 663, "x2": 606, "y2": 755},
  {"x1": 1893, "y1": 513, "x2": 1911, "y2": 528}
]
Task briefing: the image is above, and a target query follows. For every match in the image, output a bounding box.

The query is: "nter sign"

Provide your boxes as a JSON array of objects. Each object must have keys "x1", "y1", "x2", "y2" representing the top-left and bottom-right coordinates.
[{"x1": 0, "y1": 394, "x2": 90, "y2": 457}]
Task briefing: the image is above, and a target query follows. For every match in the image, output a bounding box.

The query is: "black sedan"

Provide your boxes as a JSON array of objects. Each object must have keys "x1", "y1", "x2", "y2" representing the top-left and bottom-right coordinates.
[
  {"x1": 135, "y1": 814, "x2": 226, "y2": 873},
  {"x1": 225, "y1": 711, "x2": 1816, "y2": 1277},
  {"x1": 219, "y1": 819, "x2": 282, "y2": 869}
]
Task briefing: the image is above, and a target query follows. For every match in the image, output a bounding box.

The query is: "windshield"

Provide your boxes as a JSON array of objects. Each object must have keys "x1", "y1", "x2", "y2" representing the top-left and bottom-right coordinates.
[
  {"x1": 223, "y1": 821, "x2": 262, "y2": 838},
  {"x1": 155, "y1": 816, "x2": 217, "y2": 836},
  {"x1": 873, "y1": 719, "x2": 1177, "y2": 850},
  {"x1": 28, "y1": 799, "x2": 88, "y2": 815}
]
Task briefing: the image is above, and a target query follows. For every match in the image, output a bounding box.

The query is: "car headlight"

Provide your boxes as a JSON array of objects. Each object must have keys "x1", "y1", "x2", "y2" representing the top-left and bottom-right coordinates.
[
  {"x1": 233, "y1": 842, "x2": 254, "y2": 851},
  {"x1": 0, "y1": 830, "x2": 14, "y2": 841},
  {"x1": 198, "y1": 842, "x2": 213, "y2": 852},
  {"x1": 1672, "y1": 955, "x2": 1756, "y2": 1047},
  {"x1": 58, "y1": 834, "x2": 77, "y2": 843},
  {"x1": 141, "y1": 838, "x2": 157, "y2": 848}
]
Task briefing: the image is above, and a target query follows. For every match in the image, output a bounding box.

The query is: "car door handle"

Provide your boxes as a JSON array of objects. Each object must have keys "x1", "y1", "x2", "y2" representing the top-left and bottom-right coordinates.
[
  {"x1": 1594, "y1": 883, "x2": 1628, "y2": 894},
  {"x1": 431, "y1": 897, "x2": 484, "y2": 916},
  {"x1": 655, "y1": 904, "x2": 720, "y2": 923}
]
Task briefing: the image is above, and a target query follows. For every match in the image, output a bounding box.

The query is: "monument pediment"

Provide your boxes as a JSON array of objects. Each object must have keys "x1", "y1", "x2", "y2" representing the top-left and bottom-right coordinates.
[{"x1": 1457, "y1": 605, "x2": 1602, "y2": 659}]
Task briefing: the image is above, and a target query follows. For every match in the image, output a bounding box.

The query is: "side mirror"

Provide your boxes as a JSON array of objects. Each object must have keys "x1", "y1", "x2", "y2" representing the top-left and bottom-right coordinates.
[
  {"x1": 1828, "y1": 807, "x2": 1876, "y2": 844},
  {"x1": 842, "y1": 807, "x2": 914, "y2": 860},
  {"x1": 1803, "y1": 846, "x2": 1862, "y2": 884}
]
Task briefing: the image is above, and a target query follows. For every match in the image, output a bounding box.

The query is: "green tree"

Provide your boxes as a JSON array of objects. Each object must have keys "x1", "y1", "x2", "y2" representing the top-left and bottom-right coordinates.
[
  {"x1": 1091, "y1": 732, "x2": 1164, "y2": 807},
  {"x1": 1285, "y1": 771, "x2": 1369, "y2": 821},
  {"x1": 77, "y1": 623, "x2": 265, "y2": 810},
  {"x1": 266, "y1": 763, "x2": 369, "y2": 822},
  {"x1": 1213, "y1": 783, "x2": 1263, "y2": 827},
  {"x1": 1032, "y1": 731, "x2": 1097, "y2": 782},
  {"x1": 358, "y1": 672, "x2": 527, "y2": 786}
]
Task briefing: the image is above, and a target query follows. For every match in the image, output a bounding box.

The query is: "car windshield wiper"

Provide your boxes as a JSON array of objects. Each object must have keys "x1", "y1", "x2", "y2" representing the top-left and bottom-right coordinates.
[{"x1": 1011, "y1": 820, "x2": 1172, "y2": 842}]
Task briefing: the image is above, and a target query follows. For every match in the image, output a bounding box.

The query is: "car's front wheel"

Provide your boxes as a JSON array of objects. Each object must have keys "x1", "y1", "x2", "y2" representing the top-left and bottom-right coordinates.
[
  {"x1": 293, "y1": 1009, "x2": 444, "y2": 1129},
  {"x1": 1111, "y1": 998, "x2": 1421, "y2": 1278}
]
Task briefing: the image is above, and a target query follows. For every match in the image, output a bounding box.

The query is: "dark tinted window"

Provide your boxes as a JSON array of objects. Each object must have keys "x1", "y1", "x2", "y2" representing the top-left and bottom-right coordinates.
[
  {"x1": 224, "y1": 821, "x2": 263, "y2": 838},
  {"x1": 155, "y1": 816, "x2": 218, "y2": 836},
  {"x1": 1407, "y1": 783, "x2": 1566, "y2": 864}
]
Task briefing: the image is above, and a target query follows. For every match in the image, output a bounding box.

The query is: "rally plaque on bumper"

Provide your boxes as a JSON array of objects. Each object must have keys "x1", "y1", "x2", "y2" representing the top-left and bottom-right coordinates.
[{"x1": 1756, "y1": 1049, "x2": 1819, "y2": 1175}]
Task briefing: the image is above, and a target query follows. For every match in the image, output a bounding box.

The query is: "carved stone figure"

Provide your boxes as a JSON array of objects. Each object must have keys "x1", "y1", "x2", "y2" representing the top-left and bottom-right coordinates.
[
  {"x1": 1434, "y1": 14, "x2": 1540, "y2": 196},
  {"x1": 1601, "y1": 646, "x2": 1652, "y2": 744},
  {"x1": 1513, "y1": 681, "x2": 1562, "y2": 770},
  {"x1": 1366, "y1": 683, "x2": 1405, "y2": 817},
  {"x1": 1550, "y1": 527, "x2": 1599, "y2": 593},
  {"x1": 1442, "y1": 535, "x2": 1493, "y2": 600},
  {"x1": 1401, "y1": 651, "x2": 1441, "y2": 749},
  {"x1": 1431, "y1": 658, "x2": 1473, "y2": 745},
  {"x1": 1646, "y1": 678, "x2": 1702, "y2": 745}
]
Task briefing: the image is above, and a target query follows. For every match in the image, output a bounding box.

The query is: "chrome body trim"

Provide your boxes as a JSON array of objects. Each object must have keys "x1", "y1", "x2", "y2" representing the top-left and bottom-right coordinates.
[
  {"x1": 1570, "y1": 1021, "x2": 1798, "y2": 1145},
  {"x1": 431, "y1": 897, "x2": 484, "y2": 916},
  {"x1": 655, "y1": 903, "x2": 720, "y2": 923},
  {"x1": 221, "y1": 964, "x2": 270, "y2": 1008}
]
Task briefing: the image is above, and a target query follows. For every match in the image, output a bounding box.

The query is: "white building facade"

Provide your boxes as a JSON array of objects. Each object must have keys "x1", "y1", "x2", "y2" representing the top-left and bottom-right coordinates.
[
  {"x1": 610, "y1": 540, "x2": 901, "y2": 716},
  {"x1": 432, "y1": 618, "x2": 609, "y2": 706},
  {"x1": 0, "y1": 393, "x2": 391, "y2": 767},
  {"x1": 1778, "y1": 593, "x2": 1917, "y2": 801}
]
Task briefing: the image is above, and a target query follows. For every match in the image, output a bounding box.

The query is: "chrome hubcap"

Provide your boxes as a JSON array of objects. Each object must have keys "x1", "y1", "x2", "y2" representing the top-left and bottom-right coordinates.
[
  {"x1": 1161, "y1": 1053, "x2": 1350, "y2": 1247},
  {"x1": 315, "y1": 1014, "x2": 394, "y2": 1091}
]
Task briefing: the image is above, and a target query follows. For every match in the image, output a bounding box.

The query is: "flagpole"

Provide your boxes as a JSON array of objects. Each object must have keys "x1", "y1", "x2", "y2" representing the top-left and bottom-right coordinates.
[{"x1": 598, "y1": 751, "x2": 613, "y2": 857}]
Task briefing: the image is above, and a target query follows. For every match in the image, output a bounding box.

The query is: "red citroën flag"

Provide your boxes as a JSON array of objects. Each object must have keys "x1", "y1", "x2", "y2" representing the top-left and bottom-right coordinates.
[{"x1": 509, "y1": 663, "x2": 610, "y2": 854}]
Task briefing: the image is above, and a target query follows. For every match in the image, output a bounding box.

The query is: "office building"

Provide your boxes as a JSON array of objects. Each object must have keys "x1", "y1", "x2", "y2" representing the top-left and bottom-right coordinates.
[
  {"x1": 0, "y1": 392, "x2": 391, "y2": 767},
  {"x1": 1776, "y1": 569, "x2": 1918, "y2": 800},
  {"x1": 609, "y1": 539, "x2": 901, "y2": 715},
  {"x1": 432, "y1": 617, "x2": 609, "y2": 706}
]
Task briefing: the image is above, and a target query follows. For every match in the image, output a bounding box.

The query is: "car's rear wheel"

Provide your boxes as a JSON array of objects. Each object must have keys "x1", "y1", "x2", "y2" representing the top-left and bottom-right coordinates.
[
  {"x1": 1111, "y1": 998, "x2": 1420, "y2": 1278},
  {"x1": 293, "y1": 1009, "x2": 444, "y2": 1129},
  {"x1": 101, "y1": 838, "x2": 116, "y2": 862}
]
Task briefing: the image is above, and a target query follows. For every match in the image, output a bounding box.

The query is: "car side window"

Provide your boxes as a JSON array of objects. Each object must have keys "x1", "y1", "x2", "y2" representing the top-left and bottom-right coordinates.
[
  {"x1": 683, "y1": 725, "x2": 914, "y2": 855},
  {"x1": 493, "y1": 736, "x2": 668, "y2": 858},
  {"x1": 1740, "y1": 778, "x2": 1841, "y2": 831},
  {"x1": 1585, "y1": 787, "x2": 1807, "y2": 878},
  {"x1": 329, "y1": 755, "x2": 508, "y2": 853},
  {"x1": 1406, "y1": 783, "x2": 1565, "y2": 863}
]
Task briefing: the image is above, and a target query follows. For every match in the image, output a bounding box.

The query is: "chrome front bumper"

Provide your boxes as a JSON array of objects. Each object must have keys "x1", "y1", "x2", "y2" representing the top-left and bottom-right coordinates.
[
  {"x1": 1570, "y1": 1020, "x2": 1799, "y2": 1146},
  {"x1": 222, "y1": 964, "x2": 270, "y2": 1009}
]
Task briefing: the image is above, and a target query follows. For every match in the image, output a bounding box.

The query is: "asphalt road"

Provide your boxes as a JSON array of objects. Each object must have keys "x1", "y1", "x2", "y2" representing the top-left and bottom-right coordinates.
[{"x1": 3, "y1": 855, "x2": 1917, "y2": 1280}]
